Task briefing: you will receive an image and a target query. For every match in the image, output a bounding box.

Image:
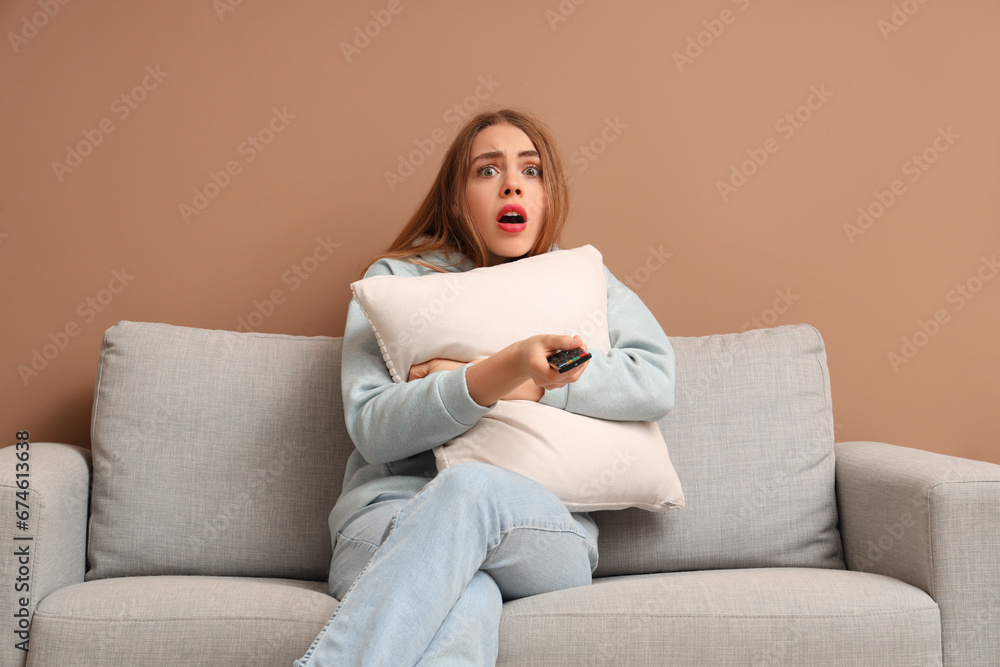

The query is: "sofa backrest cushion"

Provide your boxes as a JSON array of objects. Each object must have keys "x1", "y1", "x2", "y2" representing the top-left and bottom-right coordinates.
[
  {"x1": 87, "y1": 321, "x2": 349, "y2": 581},
  {"x1": 88, "y1": 321, "x2": 843, "y2": 582},
  {"x1": 592, "y1": 324, "x2": 845, "y2": 577}
]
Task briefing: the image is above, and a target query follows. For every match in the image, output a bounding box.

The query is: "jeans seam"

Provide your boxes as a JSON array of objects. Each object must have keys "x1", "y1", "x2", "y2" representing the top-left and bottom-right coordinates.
[
  {"x1": 485, "y1": 523, "x2": 597, "y2": 565},
  {"x1": 297, "y1": 510, "x2": 401, "y2": 665},
  {"x1": 335, "y1": 531, "x2": 382, "y2": 552}
]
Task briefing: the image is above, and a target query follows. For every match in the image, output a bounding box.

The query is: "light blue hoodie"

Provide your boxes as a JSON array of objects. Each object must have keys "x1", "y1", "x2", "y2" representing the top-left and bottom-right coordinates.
[{"x1": 328, "y1": 245, "x2": 675, "y2": 546}]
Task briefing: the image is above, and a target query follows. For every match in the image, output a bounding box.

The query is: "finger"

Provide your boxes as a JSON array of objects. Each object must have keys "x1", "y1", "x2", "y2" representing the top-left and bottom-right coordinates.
[
  {"x1": 555, "y1": 360, "x2": 589, "y2": 385},
  {"x1": 539, "y1": 333, "x2": 580, "y2": 352}
]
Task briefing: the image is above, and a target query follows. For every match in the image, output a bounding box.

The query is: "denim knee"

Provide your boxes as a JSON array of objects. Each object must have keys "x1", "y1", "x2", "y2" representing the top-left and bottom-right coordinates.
[{"x1": 430, "y1": 462, "x2": 568, "y2": 518}]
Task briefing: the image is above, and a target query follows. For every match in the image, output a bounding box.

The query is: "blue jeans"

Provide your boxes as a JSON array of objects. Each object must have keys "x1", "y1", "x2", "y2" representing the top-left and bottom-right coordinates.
[{"x1": 295, "y1": 462, "x2": 599, "y2": 666}]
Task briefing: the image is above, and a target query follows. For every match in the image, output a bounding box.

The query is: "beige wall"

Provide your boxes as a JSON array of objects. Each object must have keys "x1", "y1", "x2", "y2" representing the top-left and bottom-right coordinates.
[{"x1": 2, "y1": 1, "x2": 998, "y2": 464}]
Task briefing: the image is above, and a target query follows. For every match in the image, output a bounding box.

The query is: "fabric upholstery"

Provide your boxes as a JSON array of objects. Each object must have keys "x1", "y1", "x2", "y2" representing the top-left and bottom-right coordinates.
[
  {"x1": 594, "y1": 324, "x2": 845, "y2": 576},
  {"x1": 837, "y1": 441, "x2": 1000, "y2": 667},
  {"x1": 498, "y1": 568, "x2": 941, "y2": 666},
  {"x1": 28, "y1": 576, "x2": 336, "y2": 667},
  {"x1": 88, "y1": 321, "x2": 843, "y2": 581},
  {"x1": 26, "y1": 569, "x2": 940, "y2": 667},
  {"x1": 0, "y1": 443, "x2": 91, "y2": 667},
  {"x1": 14, "y1": 319, "x2": 999, "y2": 666},
  {"x1": 87, "y1": 322, "x2": 349, "y2": 581}
]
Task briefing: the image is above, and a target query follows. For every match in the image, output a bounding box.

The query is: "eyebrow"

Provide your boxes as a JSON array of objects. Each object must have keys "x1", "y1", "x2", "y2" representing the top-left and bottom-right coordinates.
[{"x1": 470, "y1": 149, "x2": 540, "y2": 163}]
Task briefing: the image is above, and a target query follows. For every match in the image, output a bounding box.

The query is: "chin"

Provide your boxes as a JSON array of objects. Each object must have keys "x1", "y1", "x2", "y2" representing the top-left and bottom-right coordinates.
[{"x1": 495, "y1": 242, "x2": 536, "y2": 262}]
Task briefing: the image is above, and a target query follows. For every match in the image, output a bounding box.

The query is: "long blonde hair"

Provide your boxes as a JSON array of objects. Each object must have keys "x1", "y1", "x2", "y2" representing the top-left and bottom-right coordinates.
[{"x1": 356, "y1": 108, "x2": 570, "y2": 279}]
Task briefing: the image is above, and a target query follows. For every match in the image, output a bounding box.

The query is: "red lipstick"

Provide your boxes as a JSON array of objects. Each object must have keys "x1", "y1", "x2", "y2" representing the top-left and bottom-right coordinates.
[
  {"x1": 496, "y1": 204, "x2": 527, "y2": 233},
  {"x1": 496, "y1": 204, "x2": 528, "y2": 221}
]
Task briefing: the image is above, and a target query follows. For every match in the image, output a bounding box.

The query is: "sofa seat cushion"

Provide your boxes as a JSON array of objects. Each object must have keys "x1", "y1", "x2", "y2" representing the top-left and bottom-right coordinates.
[
  {"x1": 27, "y1": 576, "x2": 337, "y2": 667},
  {"x1": 499, "y1": 568, "x2": 941, "y2": 666},
  {"x1": 28, "y1": 569, "x2": 939, "y2": 666}
]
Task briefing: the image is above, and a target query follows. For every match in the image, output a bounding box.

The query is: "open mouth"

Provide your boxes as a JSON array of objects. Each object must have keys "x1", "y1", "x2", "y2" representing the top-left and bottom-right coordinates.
[{"x1": 497, "y1": 204, "x2": 527, "y2": 232}]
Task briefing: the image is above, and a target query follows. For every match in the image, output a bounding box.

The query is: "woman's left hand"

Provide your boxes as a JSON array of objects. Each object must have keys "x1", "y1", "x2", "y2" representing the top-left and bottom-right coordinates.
[
  {"x1": 407, "y1": 358, "x2": 472, "y2": 381},
  {"x1": 408, "y1": 358, "x2": 543, "y2": 402}
]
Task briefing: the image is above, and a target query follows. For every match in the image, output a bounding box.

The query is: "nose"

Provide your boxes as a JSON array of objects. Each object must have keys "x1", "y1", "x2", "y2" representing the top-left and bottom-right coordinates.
[{"x1": 502, "y1": 174, "x2": 521, "y2": 197}]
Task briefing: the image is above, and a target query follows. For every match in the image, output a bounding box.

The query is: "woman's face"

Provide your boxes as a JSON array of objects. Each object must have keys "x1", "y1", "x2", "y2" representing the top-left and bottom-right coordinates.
[{"x1": 465, "y1": 123, "x2": 546, "y2": 266}]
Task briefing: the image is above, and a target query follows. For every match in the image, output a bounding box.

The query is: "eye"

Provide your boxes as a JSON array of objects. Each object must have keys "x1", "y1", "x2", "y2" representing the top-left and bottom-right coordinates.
[
  {"x1": 477, "y1": 165, "x2": 499, "y2": 178},
  {"x1": 524, "y1": 165, "x2": 542, "y2": 178}
]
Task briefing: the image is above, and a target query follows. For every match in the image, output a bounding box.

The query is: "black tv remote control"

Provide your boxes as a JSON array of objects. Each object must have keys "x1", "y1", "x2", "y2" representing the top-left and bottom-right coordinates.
[{"x1": 547, "y1": 348, "x2": 592, "y2": 374}]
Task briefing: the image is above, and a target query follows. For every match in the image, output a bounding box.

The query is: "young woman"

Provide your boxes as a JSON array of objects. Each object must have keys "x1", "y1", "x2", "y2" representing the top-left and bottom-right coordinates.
[{"x1": 296, "y1": 109, "x2": 674, "y2": 666}]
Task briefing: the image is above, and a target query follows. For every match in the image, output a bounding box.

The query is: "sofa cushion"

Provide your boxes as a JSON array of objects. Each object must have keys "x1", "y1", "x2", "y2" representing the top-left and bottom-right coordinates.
[
  {"x1": 498, "y1": 569, "x2": 941, "y2": 666},
  {"x1": 87, "y1": 321, "x2": 349, "y2": 581},
  {"x1": 28, "y1": 570, "x2": 939, "y2": 666},
  {"x1": 28, "y1": 576, "x2": 336, "y2": 667},
  {"x1": 593, "y1": 324, "x2": 845, "y2": 576}
]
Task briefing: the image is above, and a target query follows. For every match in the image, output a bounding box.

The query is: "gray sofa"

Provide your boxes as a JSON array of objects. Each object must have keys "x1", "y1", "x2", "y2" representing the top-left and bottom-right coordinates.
[{"x1": 2, "y1": 320, "x2": 998, "y2": 666}]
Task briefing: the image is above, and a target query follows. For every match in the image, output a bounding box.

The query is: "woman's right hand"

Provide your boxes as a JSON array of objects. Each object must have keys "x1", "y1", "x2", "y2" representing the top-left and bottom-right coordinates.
[
  {"x1": 465, "y1": 333, "x2": 590, "y2": 407},
  {"x1": 509, "y1": 334, "x2": 590, "y2": 391}
]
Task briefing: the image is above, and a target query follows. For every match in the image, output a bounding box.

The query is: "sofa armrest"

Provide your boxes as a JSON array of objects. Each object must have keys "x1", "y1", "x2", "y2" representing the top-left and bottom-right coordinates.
[
  {"x1": 0, "y1": 442, "x2": 91, "y2": 667},
  {"x1": 836, "y1": 441, "x2": 1000, "y2": 667}
]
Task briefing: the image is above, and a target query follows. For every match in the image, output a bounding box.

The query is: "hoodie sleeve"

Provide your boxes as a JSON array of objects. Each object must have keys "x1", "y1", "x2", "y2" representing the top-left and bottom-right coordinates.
[
  {"x1": 537, "y1": 265, "x2": 675, "y2": 422},
  {"x1": 340, "y1": 259, "x2": 494, "y2": 464}
]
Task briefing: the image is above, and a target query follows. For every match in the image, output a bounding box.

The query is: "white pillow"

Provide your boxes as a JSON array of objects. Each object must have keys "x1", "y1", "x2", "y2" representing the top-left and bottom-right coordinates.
[
  {"x1": 435, "y1": 400, "x2": 684, "y2": 512},
  {"x1": 350, "y1": 244, "x2": 684, "y2": 512},
  {"x1": 350, "y1": 245, "x2": 611, "y2": 384}
]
